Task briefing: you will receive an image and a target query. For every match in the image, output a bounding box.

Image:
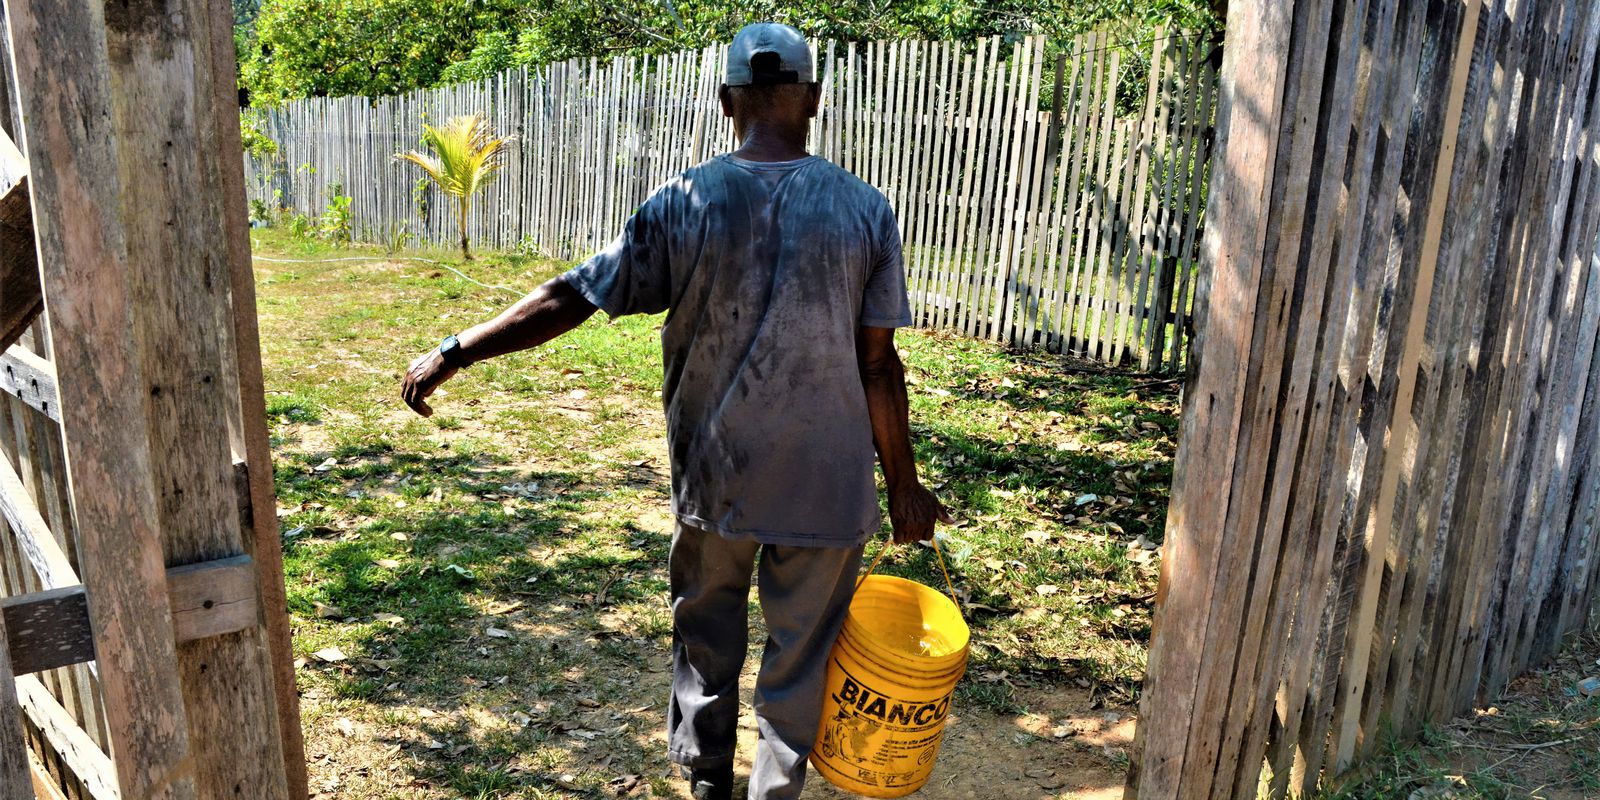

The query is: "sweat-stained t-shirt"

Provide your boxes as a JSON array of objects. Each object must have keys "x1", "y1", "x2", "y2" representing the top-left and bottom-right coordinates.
[{"x1": 562, "y1": 153, "x2": 912, "y2": 548}]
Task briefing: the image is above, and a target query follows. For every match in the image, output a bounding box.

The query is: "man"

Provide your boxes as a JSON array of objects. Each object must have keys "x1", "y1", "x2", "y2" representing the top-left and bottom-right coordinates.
[{"x1": 400, "y1": 22, "x2": 950, "y2": 800}]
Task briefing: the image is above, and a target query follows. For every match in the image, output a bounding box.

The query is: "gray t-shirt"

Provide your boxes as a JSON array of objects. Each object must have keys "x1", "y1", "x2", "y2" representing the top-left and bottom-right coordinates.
[{"x1": 564, "y1": 154, "x2": 912, "y2": 547}]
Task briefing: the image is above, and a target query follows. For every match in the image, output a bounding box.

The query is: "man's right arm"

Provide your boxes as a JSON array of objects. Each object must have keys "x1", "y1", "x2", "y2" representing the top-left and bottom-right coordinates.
[{"x1": 401, "y1": 275, "x2": 597, "y2": 416}]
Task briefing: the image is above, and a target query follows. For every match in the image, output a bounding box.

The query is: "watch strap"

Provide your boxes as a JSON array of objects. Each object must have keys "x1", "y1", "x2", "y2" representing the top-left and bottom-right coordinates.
[{"x1": 439, "y1": 334, "x2": 470, "y2": 369}]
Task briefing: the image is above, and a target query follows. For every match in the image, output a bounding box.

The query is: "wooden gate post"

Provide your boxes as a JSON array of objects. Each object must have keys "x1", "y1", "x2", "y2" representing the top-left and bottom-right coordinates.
[{"x1": 3, "y1": 0, "x2": 306, "y2": 797}]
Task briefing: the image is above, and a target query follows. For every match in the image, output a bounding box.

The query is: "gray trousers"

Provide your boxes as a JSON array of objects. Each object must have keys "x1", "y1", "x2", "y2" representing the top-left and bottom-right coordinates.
[{"x1": 667, "y1": 523, "x2": 864, "y2": 800}]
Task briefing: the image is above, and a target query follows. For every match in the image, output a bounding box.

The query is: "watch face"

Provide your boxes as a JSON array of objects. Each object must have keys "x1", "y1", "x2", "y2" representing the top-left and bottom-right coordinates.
[{"x1": 441, "y1": 336, "x2": 466, "y2": 367}]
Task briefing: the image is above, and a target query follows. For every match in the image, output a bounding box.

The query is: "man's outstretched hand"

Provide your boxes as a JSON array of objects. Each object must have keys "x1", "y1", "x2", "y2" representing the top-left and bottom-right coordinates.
[
  {"x1": 887, "y1": 481, "x2": 954, "y2": 544},
  {"x1": 401, "y1": 349, "x2": 457, "y2": 417}
]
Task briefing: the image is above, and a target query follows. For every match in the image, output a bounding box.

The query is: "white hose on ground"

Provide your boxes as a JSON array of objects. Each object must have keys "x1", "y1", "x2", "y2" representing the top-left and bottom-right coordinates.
[{"x1": 250, "y1": 252, "x2": 525, "y2": 297}]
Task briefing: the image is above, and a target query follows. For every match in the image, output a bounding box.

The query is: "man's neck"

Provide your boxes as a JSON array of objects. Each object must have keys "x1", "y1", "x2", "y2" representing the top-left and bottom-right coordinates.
[{"x1": 731, "y1": 123, "x2": 809, "y2": 162}]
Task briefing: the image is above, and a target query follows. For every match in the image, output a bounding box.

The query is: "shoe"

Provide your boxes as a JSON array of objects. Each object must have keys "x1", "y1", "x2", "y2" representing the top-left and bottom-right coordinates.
[{"x1": 678, "y1": 763, "x2": 734, "y2": 800}]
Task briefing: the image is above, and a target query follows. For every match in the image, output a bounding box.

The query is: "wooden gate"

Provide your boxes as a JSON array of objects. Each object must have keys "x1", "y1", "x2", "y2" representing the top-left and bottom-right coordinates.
[{"x1": 0, "y1": 1, "x2": 306, "y2": 797}]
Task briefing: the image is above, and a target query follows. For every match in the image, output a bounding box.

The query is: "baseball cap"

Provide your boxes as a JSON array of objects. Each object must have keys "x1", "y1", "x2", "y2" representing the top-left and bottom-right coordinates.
[{"x1": 724, "y1": 23, "x2": 814, "y2": 86}]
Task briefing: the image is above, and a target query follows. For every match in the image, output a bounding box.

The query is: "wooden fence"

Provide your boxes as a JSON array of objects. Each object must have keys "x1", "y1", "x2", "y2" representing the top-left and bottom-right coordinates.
[
  {"x1": 246, "y1": 33, "x2": 1218, "y2": 372},
  {"x1": 1131, "y1": 0, "x2": 1600, "y2": 797},
  {"x1": 0, "y1": 0, "x2": 306, "y2": 797}
]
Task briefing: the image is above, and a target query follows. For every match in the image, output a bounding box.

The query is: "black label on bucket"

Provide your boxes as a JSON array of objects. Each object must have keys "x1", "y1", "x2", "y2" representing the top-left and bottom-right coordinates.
[
  {"x1": 815, "y1": 658, "x2": 954, "y2": 790},
  {"x1": 835, "y1": 675, "x2": 951, "y2": 729}
]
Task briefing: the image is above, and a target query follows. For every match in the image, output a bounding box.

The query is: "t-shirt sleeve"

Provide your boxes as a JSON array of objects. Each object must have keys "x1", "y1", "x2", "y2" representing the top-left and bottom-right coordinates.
[
  {"x1": 861, "y1": 202, "x2": 914, "y2": 328},
  {"x1": 561, "y1": 189, "x2": 671, "y2": 319}
]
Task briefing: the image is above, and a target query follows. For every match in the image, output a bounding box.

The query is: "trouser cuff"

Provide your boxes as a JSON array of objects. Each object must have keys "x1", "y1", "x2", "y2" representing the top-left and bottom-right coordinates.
[{"x1": 669, "y1": 749, "x2": 735, "y2": 768}]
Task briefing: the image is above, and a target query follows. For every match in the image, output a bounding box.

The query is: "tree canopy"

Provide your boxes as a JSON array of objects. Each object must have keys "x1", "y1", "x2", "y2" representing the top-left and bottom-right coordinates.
[{"x1": 236, "y1": 0, "x2": 1221, "y2": 107}]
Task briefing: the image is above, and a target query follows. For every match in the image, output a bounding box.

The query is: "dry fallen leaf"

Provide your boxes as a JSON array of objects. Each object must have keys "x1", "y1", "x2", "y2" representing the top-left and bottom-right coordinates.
[
  {"x1": 372, "y1": 613, "x2": 404, "y2": 626},
  {"x1": 335, "y1": 718, "x2": 355, "y2": 737},
  {"x1": 485, "y1": 626, "x2": 511, "y2": 639},
  {"x1": 1035, "y1": 584, "x2": 1060, "y2": 596},
  {"x1": 375, "y1": 558, "x2": 402, "y2": 569},
  {"x1": 314, "y1": 602, "x2": 344, "y2": 620},
  {"x1": 313, "y1": 646, "x2": 347, "y2": 663}
]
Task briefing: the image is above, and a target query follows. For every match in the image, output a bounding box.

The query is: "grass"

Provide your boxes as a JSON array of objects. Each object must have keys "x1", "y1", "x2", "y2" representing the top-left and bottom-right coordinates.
[
  {"x1": 253, "y1": 226, "x2": 1177, "y2": 797},
  {"x1": 1315, "y1": 631, "x2": 1600, "y2": 800}
]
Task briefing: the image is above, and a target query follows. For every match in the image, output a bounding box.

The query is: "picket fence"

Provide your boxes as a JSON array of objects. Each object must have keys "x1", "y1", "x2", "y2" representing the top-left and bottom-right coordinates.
[
  {"x1": 247, "y1": 33, "x2": 1218, "y2": 372},
  {"x1": 1131, "y1": 0, "x2": 1600, "y2": 796}
]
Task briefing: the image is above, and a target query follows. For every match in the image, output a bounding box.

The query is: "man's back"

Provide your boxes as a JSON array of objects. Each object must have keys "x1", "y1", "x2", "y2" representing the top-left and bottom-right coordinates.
[
  {"x1": 567, "y1": 154, "x2": 911, "y2": 546},
  {"x1": 399, "y1": 25, "x2": 950, "y2": 798}
]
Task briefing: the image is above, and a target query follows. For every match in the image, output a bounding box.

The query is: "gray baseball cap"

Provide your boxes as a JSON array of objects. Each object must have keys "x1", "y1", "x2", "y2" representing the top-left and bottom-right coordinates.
[{"x1": 724, "y1": 23, "x2": 814, "y2": 85}]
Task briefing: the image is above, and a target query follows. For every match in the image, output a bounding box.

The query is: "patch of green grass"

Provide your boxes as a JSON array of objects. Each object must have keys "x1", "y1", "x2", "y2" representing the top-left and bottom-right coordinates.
[{"x1": 255, "y1": 227, "x2": 1176, "y2": 795}]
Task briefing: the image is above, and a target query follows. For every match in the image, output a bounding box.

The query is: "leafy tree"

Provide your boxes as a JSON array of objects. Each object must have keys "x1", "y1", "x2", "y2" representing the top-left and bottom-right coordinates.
[
  {"x1": 394, "y1": 114, "x2": 514, "y2": 260},
  {"x1": 239, "y1": 0, "x2": 1219, "y2": 106}
]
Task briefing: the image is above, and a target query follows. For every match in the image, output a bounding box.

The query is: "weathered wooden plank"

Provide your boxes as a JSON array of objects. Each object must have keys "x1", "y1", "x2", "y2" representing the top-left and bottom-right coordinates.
[
  {"x1": 1126, "y1": 0, "x2": 1298, "y2": 795},
  {"x1": 0, "y1": 344, "x2": 57, "y2": 422},
  {"x1": 4, "y1": 2, "x2": 198, "y2": 793},
  {"x1": 165, "y1": 555, "x2": 259, "y2": 644},
  {"x1": 0, "y1": 559, "x2": 265, "y2": 677},
  {"x1": 1327, "y1": 0, "x2": 1474, "y2": 771},
  {"x1": 15, "y1": 675, "x2": 116, "y2": 800},
  {"x1": 1052, "y1": 36, "x2": 1103, "y2": 351},
  {"x1": 200, "y1": 0, "x2": 308, "y2": 788},
  {"x1": 1424, "y1": 0, "x2": 1553, "y2": 724},
  {"x1": 1205, "y1": 0, "x2": 1365, "y2": 792},
  {"x1": 0, "y1": 439, "x2": 75, "y2": 589},
  {"x1": 0, "y1": 9, "x2": 17, "y2": 144},
  {"x1": 1291, "y1": 0, "x2": 1424, "y2": 784},
  {"x1": 0, "y1": 590, "x2": 32, "y2": 800},
  {"x1": 1167, "y1": 57, "x2": 1216, "y2": 372},
  {"x1": 1070, "y1": 45, "x2": 1118, "y2": 356},
  {"x1": 1484, "y1": 0, "x2": 1600, "y2": 694},
  {"x1": 8, "y1": 0, "x2": 296, "y2": 797},
  {"x1": 1, "y1": 584, "x2": 91, "y2": 675},
  {"x1": 0, "y1": 126, "x2": 40, "y2": 353},
  {"x1": 30, "y1": 749, "x2": 72, "y2": 800}
]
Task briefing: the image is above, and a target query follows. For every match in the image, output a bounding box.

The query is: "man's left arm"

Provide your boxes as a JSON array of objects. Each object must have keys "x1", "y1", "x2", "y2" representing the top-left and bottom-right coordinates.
[{"x1": 857, "y1": 325, "x2": 952, "y2": 543}]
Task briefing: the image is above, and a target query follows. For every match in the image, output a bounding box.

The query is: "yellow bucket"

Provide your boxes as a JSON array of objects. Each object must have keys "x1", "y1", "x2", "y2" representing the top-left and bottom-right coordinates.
[{"x1": 811, "y1": 543, "x2": 970, "y2": 798}]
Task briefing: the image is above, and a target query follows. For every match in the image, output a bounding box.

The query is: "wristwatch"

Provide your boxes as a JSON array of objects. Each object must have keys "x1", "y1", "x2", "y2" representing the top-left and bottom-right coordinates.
[{"x1": 438, "y1": 334, "x2": 471, "y2": 369}]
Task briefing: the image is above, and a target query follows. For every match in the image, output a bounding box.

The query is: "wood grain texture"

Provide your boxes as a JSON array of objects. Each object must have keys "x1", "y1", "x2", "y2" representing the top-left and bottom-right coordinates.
[
  {"x1": 164, "y1": 555, "x2": 260, "y2": 644},
  {"x1": 4, "y1": 0, "x2": 197, "y2": 794},
  {"x1": 1132, "y1": 0, "x2": 1600, "y2": 796},
  {"x1": 30, "y1": 750, "x2": 72, "y2": 800},
  {"x1": 0, "y1": 437, "x2": 75, "y2": 588},
  {"x1": 0, "y1": 345, "x2": 58, "y2": 422},
  {"x1": 15, "y1": 675, "x2": 116, "y2": 800},
  {"x1": 0, "y1": 595, "x2": 32, "y2": 800},
  {"x1": 0, "y1": 126, "x2": 39, "y2": 353},
  {"x1": 1, "y1": 585, "x2": 92, "y2": 676},
  {"x1": 6, "y1": 0, "x2": 298, "y2": 796},
  {"x1": 200, "y1": 0, "x2": 308, "y2": 789},
  {"x1": 1126, "y1": 0, "x2": 1296, "y2": 795}
]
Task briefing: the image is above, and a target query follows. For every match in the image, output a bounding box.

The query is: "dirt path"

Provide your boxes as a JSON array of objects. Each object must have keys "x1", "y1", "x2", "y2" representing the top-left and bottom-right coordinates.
[{"x1": 675, "y1": 676, "x2": 1133, "y2": 800}]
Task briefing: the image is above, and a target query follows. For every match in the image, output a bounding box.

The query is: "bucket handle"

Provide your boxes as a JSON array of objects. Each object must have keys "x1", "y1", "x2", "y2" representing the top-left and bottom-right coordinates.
[{"x1": 857, "y1": 535, "x2": 962, "y2": 610}]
